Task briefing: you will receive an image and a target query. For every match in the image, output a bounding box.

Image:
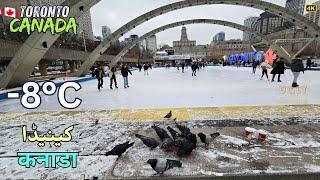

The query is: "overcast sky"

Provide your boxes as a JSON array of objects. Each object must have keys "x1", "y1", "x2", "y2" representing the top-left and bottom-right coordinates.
[{"x1": 90, "y1": 0, "x2": 316, "y2": 46}]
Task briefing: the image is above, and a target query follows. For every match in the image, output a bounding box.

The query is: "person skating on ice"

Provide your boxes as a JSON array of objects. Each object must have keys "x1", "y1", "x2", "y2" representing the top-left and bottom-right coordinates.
[
  {"x1": 181, "y1": 62, "x2": 185, "y2": 73},
  {"x1": 271, "y1": 57, "x2": 285, "y2": 82},
  {"x1": 144, "y1": 64, "x2": 149, "y2": 76},
  {"x1": 252, "y1": 59, "x2": 258, "y2": 74},
  {"x1": 109, "y1": 66, "x2": 118, "y2": 89},
  {"x1": 291, "y1": 55, "x2": 305, "y2": 88},
  {"x1": 94, "y1": 66, "x2": 105, "y2": 91},
  {"x1": 121, "y1": 64, "x2": 132, "y2": 88},
  {"x1": 260, "y1": 59, "x2": 272, "y2": 80},
  {"x1": 306, "y1": 57, "x2": 313, "y2": 70},
  {"x1": 191, "y1": 62, "x2": 198, "y2": 76}
]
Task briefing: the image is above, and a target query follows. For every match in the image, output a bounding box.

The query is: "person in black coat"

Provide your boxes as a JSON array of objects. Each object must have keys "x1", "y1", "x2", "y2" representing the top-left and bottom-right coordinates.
[
  {"x1": 110, "y1": 66, "x2": 118, "y2": 89},
  {"x1": 291, "y1": 56, "x2": 305, "y2": 87},
  {"x1": 252, "y1": 60, "x2": 259, "y2": 74},
  {"x1": 271, "y1": 57, "x2": 285, "y2": 82},
  {"x1": 144, "y1": 64, "x2": 149, "y2": 76},
  {"x1": 306, "y1": 57, "x2": 313, "y2": 70},
  {"x1": 94, "y1": 67, "x2": 105, "y2": 91},
  {"x1": 121, "y1": 64, "x2": 132, "y2": 88},
  {"x1": 181, "y1": 62, "x2": 185, "y2": 73},
  {"x1": 191, "y1": 62, "x2": 198, "y2": 76},
  {"x1": 138, "y1": 64, "x2": 142, "y2": 72}
]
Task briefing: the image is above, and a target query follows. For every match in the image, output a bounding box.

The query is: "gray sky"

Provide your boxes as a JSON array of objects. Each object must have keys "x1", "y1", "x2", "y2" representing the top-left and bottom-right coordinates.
[{"x1": 90, "y1": 0, "x2": 316, "y2": 46}]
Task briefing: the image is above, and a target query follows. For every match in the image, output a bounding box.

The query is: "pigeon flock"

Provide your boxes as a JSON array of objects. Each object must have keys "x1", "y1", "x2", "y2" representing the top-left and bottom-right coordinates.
[{"x1": 104, "y1": 111, "x2": 221, "y2": 175}]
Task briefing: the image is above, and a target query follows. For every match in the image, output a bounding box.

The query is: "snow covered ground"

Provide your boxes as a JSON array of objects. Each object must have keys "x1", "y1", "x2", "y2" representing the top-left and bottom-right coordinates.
[
  {"x1": 0, "y1": 112, "x2": 319, "y2": 179},
  {"x1": 0, "y1": 66, "x2": 319, "y2": 112}
]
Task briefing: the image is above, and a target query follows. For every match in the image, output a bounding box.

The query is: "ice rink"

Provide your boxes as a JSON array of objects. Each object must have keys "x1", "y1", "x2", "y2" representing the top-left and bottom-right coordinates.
[
  {"x1": 0, "y1": 66, "x2": 319, "y2": 112},
  {"x1": 1, "y1": 66, "x2": 320, "y2": 179}
]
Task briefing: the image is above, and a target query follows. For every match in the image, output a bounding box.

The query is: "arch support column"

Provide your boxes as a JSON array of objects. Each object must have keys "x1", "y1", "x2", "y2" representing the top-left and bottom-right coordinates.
[{"x1": 0, "y1": 0, "x2": 100, "y2": 89}]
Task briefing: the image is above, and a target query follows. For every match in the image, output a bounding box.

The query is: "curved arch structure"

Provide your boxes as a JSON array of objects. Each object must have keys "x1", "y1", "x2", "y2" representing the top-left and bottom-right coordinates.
[
  {"x1": 0, "y1": 0, "x2": 101, "y2": 89},
  {"x1": 74, "y1": 0, "x2": 320, "y2": 77},
  {"x1": 109, "y1": 19, "x2": 286, "y2": 67},
  {"x1": 2, "y1": 0, "x2": 320, "y2": 88}
]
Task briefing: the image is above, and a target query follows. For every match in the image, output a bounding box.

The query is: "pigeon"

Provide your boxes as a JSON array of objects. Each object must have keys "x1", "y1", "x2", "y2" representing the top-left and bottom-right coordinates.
[
  {"x1": 105, "y1": 141, "x2": 134, "y2": 157},
  {"x1": 175, "y1": 122, "x2": 191, "y2": 136},
  {"x1": 177, "y1": 133, "x2": 197, "y2": 157},
  {"x1": 135, "y1": 134, "x2": 159, "y2": 149},
  {"x1": 147, "y1": 158, "x2": 182, "y2": 175},
  {"x1": 152, "y1": 125, "x2": 171, "y2": 141},
  {"x1": 167, "y1": 126, "x2": 179, "y2": 140},
  {"x1": 164, "y1": 110, "x2": 172, "y2": 119},
  {"x1": 198, "y1": 132, "x2": 220, "y2": 148},
  {"x1": 160, "y1": 137, "x2": 175, "y2": 152}
]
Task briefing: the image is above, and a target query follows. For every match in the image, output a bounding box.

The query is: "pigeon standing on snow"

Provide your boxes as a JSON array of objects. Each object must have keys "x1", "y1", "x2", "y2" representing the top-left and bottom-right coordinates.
[
  {"x1": 164, "y1": 110, "x2": 172, "y2": 119},
  {"x1": 147, "y1": 158, "x2": 182, "y2": 175},
  {"x1": 175, "y1": 122, "x2": 191, "y2": 136},
  {"x1": 135, "y1": 134, "x2": 159, "y2": 149},
  {"x1": 177, "y1": 133, "x2": 197, "y2": 157},
  {"x1": 198, "y1": 132, "x2": 220, "y2": 148},
  {"x1": 152, "y1": 125, "x2": 171, "y2": 141},
  {"x1": 160, "y1": 137, "x2": 175, "y2": 151},
  {"x1": 167, "y1": 126, "x2": 179, "y2": 140},
  {"x1": 105, "y1": 141, "x2": 134, "y2": 157}
]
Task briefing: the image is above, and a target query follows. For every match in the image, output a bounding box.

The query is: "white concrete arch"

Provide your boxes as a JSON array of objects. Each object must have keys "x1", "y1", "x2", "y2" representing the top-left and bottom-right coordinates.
[
  {"x1": 0, "y1": 0, "x2": 102, "y2": 88},
  {"x1": 75, "y1": 0, "x2": 320, "y2": 76},
  {"x1": 2, "y1": 0, "x2": 319, "y2": 88},
  {"x1": 108, "y1": 19, "x2": 286, "y2": 67}
]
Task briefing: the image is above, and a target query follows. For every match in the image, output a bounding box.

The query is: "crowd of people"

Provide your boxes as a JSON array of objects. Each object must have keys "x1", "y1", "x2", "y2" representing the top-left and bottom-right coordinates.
[
  {"x1": 249, "y1": 55, "x2": 309, "y2": 87},
  {"x1": 91, "y1": 63, "x2": 153, "y2": 91},
  {"x1": 90, "y1": 55, "x2": 313, "y2": 91}
]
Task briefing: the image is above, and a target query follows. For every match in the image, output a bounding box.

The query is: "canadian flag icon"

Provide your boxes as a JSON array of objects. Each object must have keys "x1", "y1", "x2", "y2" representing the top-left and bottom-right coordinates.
[{"x1": 0, "y1": 7, "x2": 20, "y2": 18}]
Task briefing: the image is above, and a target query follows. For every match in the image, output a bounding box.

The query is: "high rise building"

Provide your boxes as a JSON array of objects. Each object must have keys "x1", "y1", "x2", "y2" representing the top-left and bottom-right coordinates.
[
  {"x1": 255, "y1": 12, "x2": 284, "y2": 35},
  {"x1": 29, "y1": 0, "x2": 94, "y2": 40},
  {"x1": 146, "y1": 35, "x2": 157, "y2": 54},
  {"x1": 305, "y1": 1, "x2": 320, "y2": 26},
  {"x1": 243, "y1": 17, "x2": 259, "y2": 41},
  {"x1": 121, "y1": 34, "x2": 139, "y2": 46},
  {"x1": 285, "y1": 0, "x2": 306, "y2": 15},
  {"x1": 213, "y1": 32, "x2": 226, "y2": 42},
  {"x1": 102, "y1": 26, "x2": 112, "y2": 40},
  {"x1": 284, "y1": 0, "x2": 306, "y2": 28}
]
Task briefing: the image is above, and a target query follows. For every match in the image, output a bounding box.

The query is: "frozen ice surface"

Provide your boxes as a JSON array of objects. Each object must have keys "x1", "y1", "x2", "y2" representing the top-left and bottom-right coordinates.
[{"x1": 0, "y1": 66, "x2": 319, "y2": 112}]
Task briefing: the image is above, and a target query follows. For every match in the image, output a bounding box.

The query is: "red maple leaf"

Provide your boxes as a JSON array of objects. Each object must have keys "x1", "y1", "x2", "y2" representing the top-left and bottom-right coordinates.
[
  {"x1": 265, "y1": 48, "x2": 277, "y2": 64},
  {"x1": 6, "y1": 9, "x2": 14, "y2": 16}
]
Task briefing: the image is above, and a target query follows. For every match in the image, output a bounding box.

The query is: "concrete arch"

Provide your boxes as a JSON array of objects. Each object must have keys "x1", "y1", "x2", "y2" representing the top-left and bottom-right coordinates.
[
  {"x1": 75, "y1": 0, "x2": 320, "y2": 77},
  {"x1": 0, "y1": 0, "x2": 101, "y2": 89},
  {"x1": 109, "y1": 19, "x2": 283, "y2": 67},
  {"x1": 2, "y1": 0, "x2": 320, "y2": 88}
]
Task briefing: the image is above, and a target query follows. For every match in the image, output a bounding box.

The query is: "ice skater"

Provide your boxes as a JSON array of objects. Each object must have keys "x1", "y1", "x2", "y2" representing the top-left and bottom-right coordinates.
[
  {"x1": 94, "y1": 67, "x2": 105, "y2": 91},
  {"x1": 144, "y1": 64, "x2": 149, "y2": 76},
  {"x1": 109, "y1": 66, "x2": 118, "y2": 89},
  {"x1": 306, "y1": 57, "x2": 313, "y2": 70},
  {"x1": 181, "y1": 62, "x2": 185, "y2": 73},
  {"x1": 271, "y1": 57, "x2": 285, "y2": 82},
  {"x1": 260, "y1": 60, "x2": 272, "y2": 80},
  {"x1": 252, "y1": 60, "x2": 258, "y2": 74},
  {"x1": 121, "y1": 64, "x2": 132, "y2": 88},
  {"x1": 138, "y1": 64, "x2": 142, "y2": 72},
  {"x1": 191, "y1": 62, "x2": 198, "y2": 76},
  {"x1": 291, "y1": 55, "x2": 305, "y2": 87}
]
